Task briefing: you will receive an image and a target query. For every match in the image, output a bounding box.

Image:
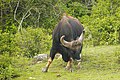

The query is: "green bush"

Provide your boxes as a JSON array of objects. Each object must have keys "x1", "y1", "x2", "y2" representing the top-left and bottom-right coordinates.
[
  {"x1": 0, "y1": 25, "x2": 52, "y2": 57},
  {"x1": 80, "y1": 0, "x2": 120, "y2": 46},
  {"x1": 14, "y1": 27, "x2": 52, "y2": 57},
  {"x1": 0, "y1": 30, "x2": 15, "y2": 56},
  {"x1": 0, "y1": 26, "x2": 52, "y2": 79},
  {"x1": 0, "y1": 54, "x2": 32, "y2": 80},
  {"x1": 0, "y1": 54, "x2": 19, "y2": 80}
]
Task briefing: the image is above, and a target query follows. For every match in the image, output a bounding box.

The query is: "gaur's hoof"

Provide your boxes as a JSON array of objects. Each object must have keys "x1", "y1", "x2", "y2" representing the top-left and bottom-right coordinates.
[
  {"x1": 65, "y1": 66, "x2": 70, "y2": 70},
  {"x1": 42, "y1": 67, "x2": 48, "y2": 72},
  {"x1": 65, "y1": 67, "x2": 73, "y2": 72},
  {"x1": 69, "y1": 68, "x2": 73, "y2": 72}
]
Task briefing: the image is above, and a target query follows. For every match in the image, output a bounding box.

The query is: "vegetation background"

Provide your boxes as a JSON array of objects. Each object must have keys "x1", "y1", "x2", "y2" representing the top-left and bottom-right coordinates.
[{"x1": 0, "y1": 0, "x2": 120, "y2": 80}]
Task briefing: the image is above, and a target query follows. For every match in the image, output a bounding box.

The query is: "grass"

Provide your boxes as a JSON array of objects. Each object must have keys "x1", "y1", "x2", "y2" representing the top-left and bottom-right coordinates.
[{"x1": 13, "y1": 45, "x2": 120, "y2": 80}]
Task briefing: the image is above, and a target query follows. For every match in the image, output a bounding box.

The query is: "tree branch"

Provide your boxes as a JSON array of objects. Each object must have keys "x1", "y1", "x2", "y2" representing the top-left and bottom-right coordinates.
[
  {"x1": 18, "y1": 8, "x2": 32, "y2": 32},
  {"x1": 14, "y1": 0, "x2": 20, "y2": 24}
]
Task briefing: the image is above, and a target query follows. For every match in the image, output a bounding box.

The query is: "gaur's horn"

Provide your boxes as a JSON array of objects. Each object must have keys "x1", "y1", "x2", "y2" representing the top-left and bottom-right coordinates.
[
  {"x1": 77, "y1": 31, "x2": 84, "y2": 44},
  {"x1": 60, "y1": 30, "x2": 85, "y2": 50},
  {"x1": 60, "y1": 35, "x2": 73, "y2": 48}
]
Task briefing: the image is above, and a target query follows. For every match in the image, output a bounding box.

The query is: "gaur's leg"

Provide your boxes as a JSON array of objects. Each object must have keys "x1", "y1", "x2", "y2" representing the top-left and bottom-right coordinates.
[
  {"x1": 42, "y1": 47, "x2": 56, "y2": 72},
  {"x1": 77, "y1": 46, "x2": 82, "y2": 69},
  {"x1": 77, "y1": 59, "x2": 81, "y2": 69},
  {"x1": 60, "y1": 48, "x2": 73, "y2": 72},
  {"x1": 77, "y1": 53, "x2": 82, "y2": 69},
  {"x1": 65, "y1": 58, "x2": 72, "y2": 71}
]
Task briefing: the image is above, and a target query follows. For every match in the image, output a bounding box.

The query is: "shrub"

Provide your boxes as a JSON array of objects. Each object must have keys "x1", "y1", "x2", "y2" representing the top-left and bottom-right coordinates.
[
  {"x1": 0, "y1": 30, "x2": 16, "y2": 56},
  {"x1": 14, "y1": 27, "x2": 52, "y2": 57},
  {"x1": 0, "y1": 54, "x2": 19, "y2": 80}
]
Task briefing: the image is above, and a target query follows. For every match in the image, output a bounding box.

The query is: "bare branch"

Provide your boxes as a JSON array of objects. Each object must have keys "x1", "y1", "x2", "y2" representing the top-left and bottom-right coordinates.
[
  {"x1": 24, "y1": 10, "x2": 31, "y2": 19},
  {"x1": 37, "y1": 12, "x2": 41, "y2": 26},
  {"x1": 18, "y1": 8, "x2": 32, "y2": 32},
  {"x1": 14, "y1": 0, "x2": 20, "y2": 24}
]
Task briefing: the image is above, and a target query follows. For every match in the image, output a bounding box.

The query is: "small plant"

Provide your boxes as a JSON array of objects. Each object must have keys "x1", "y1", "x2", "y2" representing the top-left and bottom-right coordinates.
[{"x1": 0, "y1": 54, "x2": 19, "y2": 80}]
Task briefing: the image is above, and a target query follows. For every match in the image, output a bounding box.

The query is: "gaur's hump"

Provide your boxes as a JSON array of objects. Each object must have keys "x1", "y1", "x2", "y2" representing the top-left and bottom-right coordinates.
[
  {"x1": 60, "y1": 14, "x2": 69, "y2": 23},
  {"x1": 60, "y1": 14, "x2": 80, "y2": 24}
]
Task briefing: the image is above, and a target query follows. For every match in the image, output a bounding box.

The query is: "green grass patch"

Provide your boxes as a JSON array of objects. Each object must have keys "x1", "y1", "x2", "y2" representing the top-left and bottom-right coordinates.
[{"x1": 13, "y1": 45, "x2": 120, "y2": 80}]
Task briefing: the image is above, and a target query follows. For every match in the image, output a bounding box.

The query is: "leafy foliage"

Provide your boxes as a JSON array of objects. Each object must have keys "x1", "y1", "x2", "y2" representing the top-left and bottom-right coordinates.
[
  {"x1": 81, "y1": 0, "x2": 120, "y2": 45},
  {"x1": 0, "y1": 26, "x2": 51, "y2": 79},
  {"x1": 14, "y1": 27, "x2": 52, "y2": 57},
  {"x1": 0, "y1": 24, "x2": 18, "y2": 56},
  {"x1": 0, "y1": 54, "x2": 19, "y2": 80}
]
